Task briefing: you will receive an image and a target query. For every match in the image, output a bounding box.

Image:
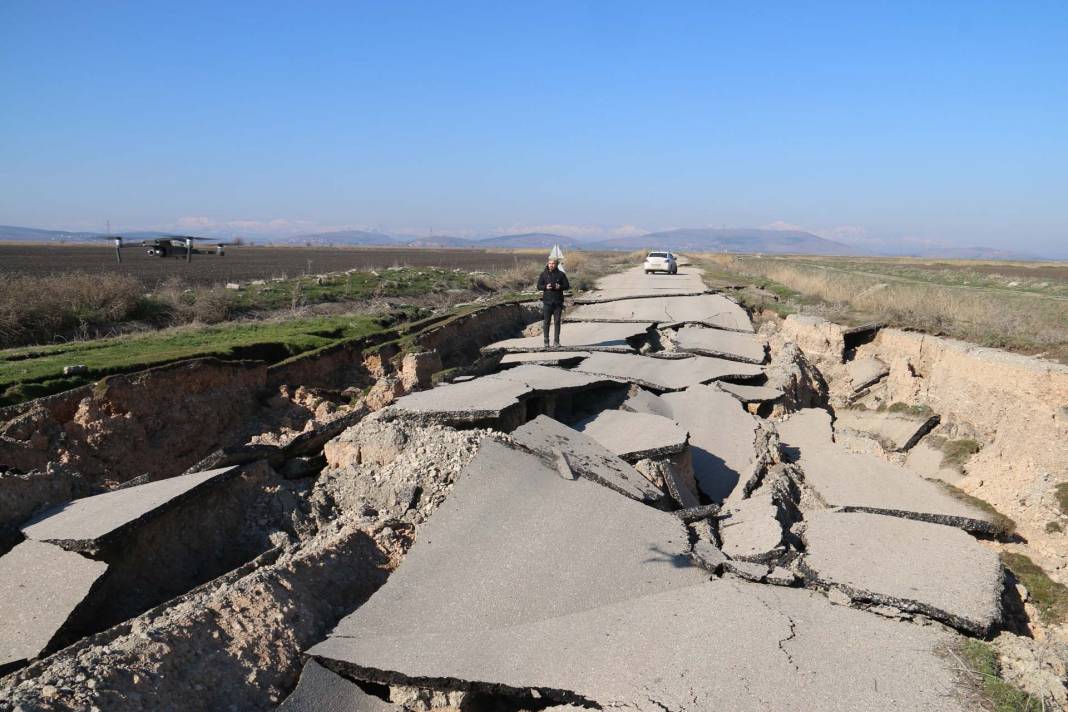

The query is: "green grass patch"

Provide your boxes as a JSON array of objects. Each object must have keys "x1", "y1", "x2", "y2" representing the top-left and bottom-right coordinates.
[
  {"x1": 959, "y1": 640, "x2": 1043, "y2": 712},
  {"x1": 0, "y1": 313, "x2": 399, "y2": 407},
  {"x1": 935, "y1": 482, "x2": 1016, "y2": 537},
  {"x1": 883, "y1": 401, "x2": 935, "y2": 417},
  {"x1": 1001, "y1": 552, "x2": 1068, "y2": 625},
  {"x1": 231, "y1": 267, "x2": 479, "y2": 311},
  {"x1": 941, "y1": 438, "x2": 982, "y2": 470},
  {"x1": 1054, "y1": 482, "x2": 1068, "y2": 517}
]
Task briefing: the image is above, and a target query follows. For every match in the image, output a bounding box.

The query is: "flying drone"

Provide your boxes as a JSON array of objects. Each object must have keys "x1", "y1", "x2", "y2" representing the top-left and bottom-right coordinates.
[{"x1": 97, "y1": 235, "x2": 239, "y2": 264}]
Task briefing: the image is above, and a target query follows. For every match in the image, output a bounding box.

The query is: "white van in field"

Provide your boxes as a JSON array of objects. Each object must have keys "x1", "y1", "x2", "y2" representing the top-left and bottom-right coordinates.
[{"x1": 643, "y1": 251, "x2": 678, "y2": 274}]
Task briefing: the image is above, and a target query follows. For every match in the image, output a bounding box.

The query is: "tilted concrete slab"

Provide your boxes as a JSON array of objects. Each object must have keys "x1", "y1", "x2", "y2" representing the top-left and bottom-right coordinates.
[
  {"x1": 574, "y1": 410, "x2": 688, "y2": 462},
  {"x1": 483, "y1": 322, "x2": 652, "y2": 354},
  {"x1": 311, "y1": 576, "x2": 972, "y2": 712},
  {"x1": 716, "y1": 381, "x2": 785, "y2": 405},
  {"x1": 278, "y1": 660, "x2": 398, "y2": 712},
  {"x1": 21, "y1": 467, "x2": 240, "y2": 552},
  {"x1": 847, "y1": 356, "x2": 890, "y2": 391},
  {"x1": 511, "y1": 415, "x2": 666, "y2": 505},
  {"x1": 834, "y1": 408, "x2": 940, "y2": 452},
  {"x1": 620, "y1": 386, "x2": 675, "y2": 418},
  {"x1": 779, "y1": 409, "x2": 997, "y2": 533},
  {"x1": 310, "y1": 440, "x2": 703, "y2": 646},
  {"x1": 388, "y1": 365, "x2": 621, "y2": 427},
  {"x1": 499, "y1": 351, "x2": 590, "y2": 367},
  {"x1": 0, "y1": 540, "x2": 107, "y2": 671},
  {"x1": 661, "y1": 385, "x2": 767, "y2": 503},
  {"x1": 719, "y1": 491, "x2": 785, "y2": 563},
  {"x1": 672, "y1": 325, "x2": 767, "y2": 363},
  {"x1": 567, "y1": 293, "x2": 754, "y2": 332},
  {"x1": 802, "y1": 511, "x2": 1003, "y2": 636},
  {"x1": 572, "y1": 351, "x2": 762, "y2": 392}
]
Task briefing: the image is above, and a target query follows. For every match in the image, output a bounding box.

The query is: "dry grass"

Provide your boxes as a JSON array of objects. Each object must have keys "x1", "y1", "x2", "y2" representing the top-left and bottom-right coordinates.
[
  {"x1": 0, "y1": 272, "x2": 149, "y2": 347},
  {"x1": 695, "y1": 254, "x2": 1068, "y2": 361}
]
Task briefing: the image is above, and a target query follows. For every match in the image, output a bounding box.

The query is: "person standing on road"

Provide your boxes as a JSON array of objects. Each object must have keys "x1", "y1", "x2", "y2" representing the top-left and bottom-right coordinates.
[{"x1": 537, "y1": 258, "x2": 569, "y2": 348}]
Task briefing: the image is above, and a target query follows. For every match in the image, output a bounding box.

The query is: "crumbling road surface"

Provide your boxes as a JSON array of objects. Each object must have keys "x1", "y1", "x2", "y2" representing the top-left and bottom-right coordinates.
[{"x1": 0, "y1": 265, "x2": 1004, "y2": 709}]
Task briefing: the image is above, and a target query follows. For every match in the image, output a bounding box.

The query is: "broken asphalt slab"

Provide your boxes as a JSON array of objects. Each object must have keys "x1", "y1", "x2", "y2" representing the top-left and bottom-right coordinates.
[
  {"x1": 278, "y1": 660, "x2": 399, "y2": 712},
  {"x1": 801, "y1": 510, "x2": 1003, "y2": 636},
  {"x1": 482, "y1": 322, "x2": 653, "y2": 354},
  {"x1": 719, "y1": 491, "x2": 786, "y2": 563},
  {"x1": 20, "y1": 466, "x2": 240, "y2": 553},
  {"x1": 566, "y1": 293, "x2": 754, "y2": 332},
  {"x1": 511, "y1": 415, "x2": 666, "y2": 505},
  {"x1": 571, "y1": 351, "x2": 762, "y2": 392},
  {"x1": 311, "y1": 575, "x2": 974, "y2": 711},
  {"x1": 386, "y1": 364, "x2": 622, "y2": 428},
  {"x1": 0, "y1": 540, "x2": 107, "y2": 672},
  {"x1": 573, "y1": 409, "x2": 688, "y2": 462},
  {"x1": 498, "y1": 350, "x2": 590, "y2": 367},
  {"x1": 779, "y1": 409, "x2": 998, "y2": 534},
  {"x1": 716, "y1": 381, "x2": 785, "y2": 405},
  {"x1": 659, "y1": 385, "x2": 769, "y2": 503},
  {"x1": 307, "y1": 439, "x2": 977, "y2": 711},
  {"x1": 847, "y1": 356, "x2": 890, "y2": 392},
  {"x1": 309, "y1": 440, "x2": 704, "y2": 645},
  {"x1": 834, "y1": 407, "x2": 940, "y2": 452},
  {"x1": 672, "y1": 325, "x2": 767, "y2": 363}
]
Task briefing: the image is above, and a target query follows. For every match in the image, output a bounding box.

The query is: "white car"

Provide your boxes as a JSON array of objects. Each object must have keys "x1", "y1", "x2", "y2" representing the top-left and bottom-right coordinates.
[{"x1": 643, "y1": 251, "x2": 678, "y2": 275}]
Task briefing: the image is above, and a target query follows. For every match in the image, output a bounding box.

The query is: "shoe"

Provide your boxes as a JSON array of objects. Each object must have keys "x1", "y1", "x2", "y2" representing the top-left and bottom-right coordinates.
[
  {"x1": 543, "y1": 342, "x2": 550, "y2": 350},
  {"x1": 553, "y1": 342, "x2": 561, "y2": 348}
]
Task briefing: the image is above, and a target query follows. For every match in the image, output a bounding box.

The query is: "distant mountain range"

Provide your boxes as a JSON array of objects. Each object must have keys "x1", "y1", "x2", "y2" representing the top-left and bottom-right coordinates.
[{"x1": 0, "y1": 223, "x2": 1048, "y2": 259}]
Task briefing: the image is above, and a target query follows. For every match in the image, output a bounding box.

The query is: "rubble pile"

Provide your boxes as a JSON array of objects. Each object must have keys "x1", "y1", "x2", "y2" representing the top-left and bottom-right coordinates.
[{"x1": 1, "y1": 265, "x2": 1064, "y2": 709}]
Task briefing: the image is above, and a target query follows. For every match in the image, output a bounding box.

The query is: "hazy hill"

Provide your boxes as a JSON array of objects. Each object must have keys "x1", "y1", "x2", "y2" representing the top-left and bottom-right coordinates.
[
  {"x1": 403, "y1": 235, "x2": 474, "y2": 248},
  {"x1": 0, "y1": 225, "x2": 101, "y2": 242},
  {"x1": 475, "y1": 233, "x2": 584, "y2": 249},
  {"x1": 286, "y1": 230, "x2": 398, "y2": 246},
  {"x1": 910, "y1": 246, "x2": 1040, "y2": 261},
  {"x1": 592, "y1": 228, "x2": 864, "y2": 255}
]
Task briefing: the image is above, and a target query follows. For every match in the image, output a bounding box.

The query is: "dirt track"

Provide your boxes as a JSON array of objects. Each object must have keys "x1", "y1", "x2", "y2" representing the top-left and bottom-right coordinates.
[{"x1": 0, "y1": 244, "x2": 528, "y2": 288}]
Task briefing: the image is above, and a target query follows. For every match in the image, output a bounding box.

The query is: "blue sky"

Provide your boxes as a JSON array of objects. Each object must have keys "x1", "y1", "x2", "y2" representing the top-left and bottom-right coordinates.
[{"x1": 1, "y1": 1, "x2": 1066, "y2": 254}]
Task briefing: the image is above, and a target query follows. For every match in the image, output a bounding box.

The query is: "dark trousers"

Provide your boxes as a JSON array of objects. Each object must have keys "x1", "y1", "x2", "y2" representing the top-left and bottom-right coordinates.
[{"x1": 542, "y1": 302, "x2": 563, "y2": 345}]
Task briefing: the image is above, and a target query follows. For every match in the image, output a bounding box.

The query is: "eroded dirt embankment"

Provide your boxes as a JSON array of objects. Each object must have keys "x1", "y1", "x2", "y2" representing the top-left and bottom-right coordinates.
[
  {"x1": 0, "y1": 301, "x2": 539, "y2": 554},
  {"x1": 777, "y1": 314, "x2": 1068, "y2": 583}
]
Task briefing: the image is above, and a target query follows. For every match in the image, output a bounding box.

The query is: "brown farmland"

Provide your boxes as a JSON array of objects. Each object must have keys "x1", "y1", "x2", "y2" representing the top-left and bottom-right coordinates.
[{"x1": 0, "y1": 243, "x2": 532, "y2": 289}]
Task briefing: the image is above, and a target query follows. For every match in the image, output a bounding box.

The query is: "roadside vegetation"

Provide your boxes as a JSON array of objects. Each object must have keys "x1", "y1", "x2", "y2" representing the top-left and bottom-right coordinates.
[
  {"x1": 0, "y1": 250, "x2": 635, "y2": 406},
  {"x1": 694, "y1": 254, "x2": 1068, "y2": 363},
  {"x1": 1001, "y1": 552, "x2": 1068, "y2": 625},
  {"x1": 958, "y1": 639, "x2": 1043, "y2": 712}
]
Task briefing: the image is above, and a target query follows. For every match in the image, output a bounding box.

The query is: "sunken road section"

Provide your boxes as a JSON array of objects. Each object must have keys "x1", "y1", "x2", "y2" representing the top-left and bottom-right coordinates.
[{"x1": 0, "y1": 264, "x2": 1018, "y2": 709}]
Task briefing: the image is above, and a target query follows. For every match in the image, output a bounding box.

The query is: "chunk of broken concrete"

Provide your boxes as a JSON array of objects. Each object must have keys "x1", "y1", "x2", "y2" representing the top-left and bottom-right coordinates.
[
  {"x1": 567, "y1": 294, "x2": 754, "y2": 332},
  {"x1": 574, "y1": 410, "x2": 688, "y2": 462},
  {"x1": 0, "y1": 540, "x2": 107, "y2": 672},
  {"x1": 801, "y1": 510, "x2": 1003, "y2": 636},
  {"x1": 779, "y1": 410, "x2": 997, "y2": 533},
  {"x1": 833, "y1": 407, "x2": 940, "y2": 452},
  {"x1": 572, "y1": 351, "x2": 762, "y2": 392},
  {"x1": 483, "y1": 322, "x2": 653, "y2": 354},
  {"x1": 723, "y1": 559, "x2": 769, "y2": 582},
  {"x1": 511, "y1": 415, "x2": 666, "y2": 505},
  {"x1": 21, "y1": 466, "x2": 240, "y2": 553},
  {"x1": 278, "y1": 660, "x2": 399, "y2": 711},
  {"x1": 672, "y1": 325, "x2": 767, "y2": 363}
]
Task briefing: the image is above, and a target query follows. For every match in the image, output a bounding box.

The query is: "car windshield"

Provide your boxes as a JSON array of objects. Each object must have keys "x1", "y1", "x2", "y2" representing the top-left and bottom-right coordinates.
[{"x1": 648, "y1": 252, "x2": 668, "y2": 258}]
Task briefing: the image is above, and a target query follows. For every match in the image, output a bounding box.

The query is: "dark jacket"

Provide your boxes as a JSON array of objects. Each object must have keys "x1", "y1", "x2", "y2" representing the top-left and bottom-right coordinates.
[{"x1": 537, "y1": 266, "x2": 569, "y2": 305}]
